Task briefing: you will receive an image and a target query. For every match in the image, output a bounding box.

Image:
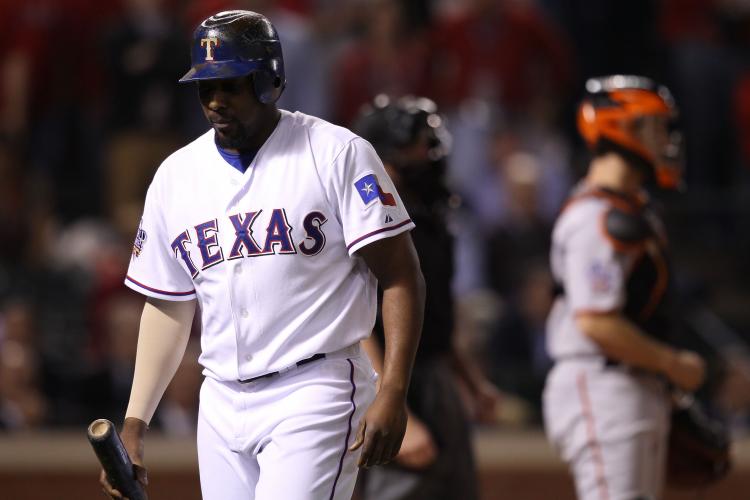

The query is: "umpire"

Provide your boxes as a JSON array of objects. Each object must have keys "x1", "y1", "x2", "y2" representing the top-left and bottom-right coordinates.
[{"x1": 353, "y1": 95, "x2": 501, "y2": 500}]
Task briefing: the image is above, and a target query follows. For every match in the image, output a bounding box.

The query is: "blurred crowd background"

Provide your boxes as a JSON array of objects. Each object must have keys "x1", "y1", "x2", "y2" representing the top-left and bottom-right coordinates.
[{"x1": 1, "y1": 0, "x2": 750, "y2": 438}]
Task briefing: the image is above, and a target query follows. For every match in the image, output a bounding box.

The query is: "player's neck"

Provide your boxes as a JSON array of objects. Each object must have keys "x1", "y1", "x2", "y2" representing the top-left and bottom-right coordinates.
[{"x1": 586, "y1": 153, "x2": 644, "y2": 195}]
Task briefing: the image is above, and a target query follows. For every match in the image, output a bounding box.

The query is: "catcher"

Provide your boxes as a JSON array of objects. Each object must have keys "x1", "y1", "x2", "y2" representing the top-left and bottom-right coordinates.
[{"x1": 542, "y1": 74, "x2": 727, "y2": 500}]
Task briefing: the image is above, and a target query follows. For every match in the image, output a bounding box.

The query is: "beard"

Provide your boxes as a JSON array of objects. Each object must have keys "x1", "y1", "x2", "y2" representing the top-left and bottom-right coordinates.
[{"x1": 214, "y1": 121, "x2": 252, "y2": 150}]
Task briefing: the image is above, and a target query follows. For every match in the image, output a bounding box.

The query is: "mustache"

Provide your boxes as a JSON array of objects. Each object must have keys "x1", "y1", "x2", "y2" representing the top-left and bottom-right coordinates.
[
  {"x1": 210, "y1": 117, "x2": 235, "y2": 125},
  {"x1": 206, "y1": 110, "x2": 236, "y2": 123}
]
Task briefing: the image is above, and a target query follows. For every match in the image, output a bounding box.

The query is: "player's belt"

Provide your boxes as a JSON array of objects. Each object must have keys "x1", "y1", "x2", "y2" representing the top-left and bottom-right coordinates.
[
  {"x1": 604, "y1": 357, "x2": 625, "y2": 368},
  {"x1": 238, "y1": 353, "x2": 326, "y2": 384},
  {"x1": 555, "y1": 355, "x2": 655, "y2": 377},
  {"x1": 603, "y1": 357, "x2": 655, "y2": 377}
]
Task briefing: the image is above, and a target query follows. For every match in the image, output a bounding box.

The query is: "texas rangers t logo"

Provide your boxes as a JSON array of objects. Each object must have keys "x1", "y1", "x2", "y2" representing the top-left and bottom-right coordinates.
[
  {"x1": 355, "y1": 174, "x2": 397, "y2": 207},
  {"x1": 201, "y1": 37, "x2": 220, "y2": 60}
]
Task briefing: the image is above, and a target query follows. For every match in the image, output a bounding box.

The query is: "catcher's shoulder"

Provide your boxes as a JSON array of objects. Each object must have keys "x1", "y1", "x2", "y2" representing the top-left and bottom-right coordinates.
[
  {"x1": 554, "y1": 190, "x2": 651, "y2": 251},
  {"x1": 603, "y1": 206, "x2": 651, "y2": 245},
  {"x1": 553, "y1": 196, "x2": 607, "y2": 242}
]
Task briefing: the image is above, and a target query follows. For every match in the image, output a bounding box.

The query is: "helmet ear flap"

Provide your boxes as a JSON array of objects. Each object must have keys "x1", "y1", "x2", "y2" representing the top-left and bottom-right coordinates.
[
  {"x1": 251, "y1": 55, "x2": 285, "y2": 104},
  {"x1": 252, "y1": 68, "x2": 284, "y2": 104}
]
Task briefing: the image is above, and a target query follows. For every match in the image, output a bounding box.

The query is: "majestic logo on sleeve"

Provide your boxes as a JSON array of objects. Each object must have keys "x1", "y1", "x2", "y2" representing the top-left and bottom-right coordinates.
[
  {"x1": 170, "y1": 209, "x2": 329, "y2": 279},
  {"x1": 354, "y1": 174, "x2": 397, "y2": 207},
  {"x1": 132, "y1": 219, "x2": 147, "y2": 258}
]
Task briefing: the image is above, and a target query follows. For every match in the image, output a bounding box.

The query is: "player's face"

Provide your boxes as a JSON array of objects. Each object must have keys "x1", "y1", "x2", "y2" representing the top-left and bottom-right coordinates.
[
  {"x1": 634, "y1": 114, "x2": 670, "y2": 161},
  {"x1": 198, "y1": 76, "x2": 265, "y2": 150}
]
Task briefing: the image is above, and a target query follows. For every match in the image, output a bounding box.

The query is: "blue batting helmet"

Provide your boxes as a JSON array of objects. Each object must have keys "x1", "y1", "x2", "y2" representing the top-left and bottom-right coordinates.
[{"x1": 179, "y1": 10, "x2": 286, "y2": 104}]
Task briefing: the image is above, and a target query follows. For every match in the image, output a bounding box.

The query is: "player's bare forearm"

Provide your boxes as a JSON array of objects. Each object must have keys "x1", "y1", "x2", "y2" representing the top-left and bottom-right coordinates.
[
  {"x1": 378, "y1": 282, "x2": 424, "y2": 394},
  {"x1": 577, "y1": 312, "x2": 674, "y2": 369},
  {"x1": 358, "y1": 232, "x2": 425, "y2": 396},
  {"x1": 352, "y1": 232, "x2": 425, "y2": 467},
  {"x1": 577, "y1": 312, "x2": 706, "y2": 390}
]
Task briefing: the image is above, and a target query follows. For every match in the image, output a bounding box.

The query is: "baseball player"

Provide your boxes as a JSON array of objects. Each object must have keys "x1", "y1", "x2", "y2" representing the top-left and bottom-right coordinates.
[
  {"x1": 352, "y1": 95, "x2": 502, "y2": 500},
  {"x1": 99, "y1": 10, "x2": 425, "y2": 500},
  {"x1": 542, "y1": 75, "x2": 707, "y2": 500}
]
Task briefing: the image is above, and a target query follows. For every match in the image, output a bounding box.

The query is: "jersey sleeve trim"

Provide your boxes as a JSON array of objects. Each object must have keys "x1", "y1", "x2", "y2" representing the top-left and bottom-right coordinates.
[
  {"x1": 125, "y1": 275, "x2": 197, "y2": 300},
  {"x1": 347, "y1": 219, "x2": 414, "y2": 255}
]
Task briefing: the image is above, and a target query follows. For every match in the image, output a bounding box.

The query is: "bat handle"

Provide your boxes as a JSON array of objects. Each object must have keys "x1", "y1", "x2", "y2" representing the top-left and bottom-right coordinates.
[{"x1": 87, "y1": 419, "x2": 148, "y2": 500}]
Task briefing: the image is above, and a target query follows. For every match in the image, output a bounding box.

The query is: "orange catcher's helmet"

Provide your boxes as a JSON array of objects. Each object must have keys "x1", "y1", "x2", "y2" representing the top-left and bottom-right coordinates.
[{"x1": 577, "y1": 75, "x2": 683, "y2": 189}]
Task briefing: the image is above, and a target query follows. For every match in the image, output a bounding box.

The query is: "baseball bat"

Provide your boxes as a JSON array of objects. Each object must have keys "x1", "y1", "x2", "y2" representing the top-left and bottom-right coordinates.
[{"x1": 87, "y1": 418, "x2": 148, "y2": 500}]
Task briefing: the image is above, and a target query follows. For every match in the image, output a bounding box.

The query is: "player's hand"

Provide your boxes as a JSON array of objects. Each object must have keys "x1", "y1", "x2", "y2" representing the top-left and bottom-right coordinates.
[
  {"x1": 100, "y1": 464, "x2": 147, "y2": 500},
  {"x1": 349, "y1": 388, "x2": 408, "y2": 468},
  {"x1": 666, "y1": 350, "x2": 706, "y2": 392},
  {"x1": 394, "y1": 413, "x2": 437, "y2": 470},
  {"x1": 99, "y1": 418, "x2": 149, "y2": 499}
]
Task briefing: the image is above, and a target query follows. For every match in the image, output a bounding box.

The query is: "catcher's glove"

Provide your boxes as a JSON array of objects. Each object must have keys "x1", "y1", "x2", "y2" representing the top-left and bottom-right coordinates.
[{"x1": 666, "y1": 392, "x2": 731, "y2": 489}]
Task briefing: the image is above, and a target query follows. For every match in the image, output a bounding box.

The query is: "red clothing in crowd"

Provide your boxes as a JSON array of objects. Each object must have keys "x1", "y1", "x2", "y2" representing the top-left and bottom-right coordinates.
[{"x1": 429, "y1": 2, "x2": 572, "y2": 112}]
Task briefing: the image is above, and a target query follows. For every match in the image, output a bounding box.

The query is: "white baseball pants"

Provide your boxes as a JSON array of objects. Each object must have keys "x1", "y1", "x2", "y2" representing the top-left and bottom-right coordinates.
[
  {"x1": 543, "y1": 358, "x2": 670, "y2": 500},
  {"x1": 197, "y1": 344, "x2": 377, "y2": 500}
]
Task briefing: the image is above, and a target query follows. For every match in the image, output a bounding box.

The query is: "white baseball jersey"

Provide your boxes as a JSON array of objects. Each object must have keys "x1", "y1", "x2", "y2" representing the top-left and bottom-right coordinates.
[
  {"x1": 545, "y1": 193, "x2": 631, "y2": 361},
  {"x1": 125, "y1": 109, "x2": 414, "y2": 382}
]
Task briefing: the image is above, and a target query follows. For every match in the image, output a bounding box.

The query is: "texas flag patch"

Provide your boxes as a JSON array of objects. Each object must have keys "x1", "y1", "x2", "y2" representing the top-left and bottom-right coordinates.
[{"x1": 354, "y1": 174, "x2": 397, "y2": 207}]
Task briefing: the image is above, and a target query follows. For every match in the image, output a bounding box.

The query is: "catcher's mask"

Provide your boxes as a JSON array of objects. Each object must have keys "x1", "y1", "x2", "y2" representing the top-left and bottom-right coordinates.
[
  {"x1": 179, "y1": 10, "x2": 286, "y2": 105},
  {"x1": 577, "y1": 75, "x2": 683, "y2": 190}
]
